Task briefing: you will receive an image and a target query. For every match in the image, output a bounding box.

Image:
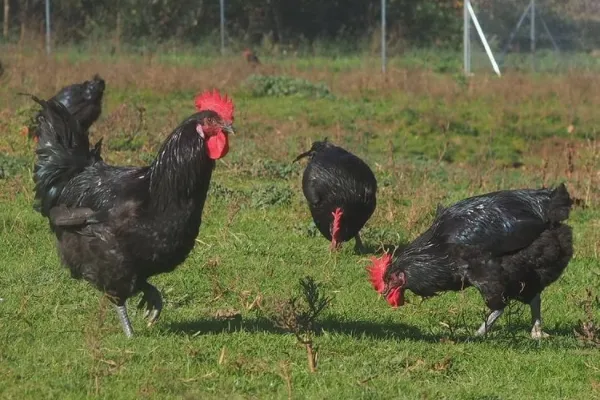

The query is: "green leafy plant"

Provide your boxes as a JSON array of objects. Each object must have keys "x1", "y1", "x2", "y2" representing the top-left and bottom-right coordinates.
[
  {"x1": 245, "y1": 75, "x2": 334, "y2": 99},
  {"x1": 250, "y1": 184, "x2": 293, "y2": 209},
  {"x1": 0, "y1": 153, "x2": 31, "y2": 179}
]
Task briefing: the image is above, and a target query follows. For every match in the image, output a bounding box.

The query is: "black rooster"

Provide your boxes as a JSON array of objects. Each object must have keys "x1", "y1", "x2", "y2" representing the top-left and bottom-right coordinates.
[
  {"x1": 368, "y1": 184, "x2": 573, "y2": 339},
  {"x1": 294, "y1": 140, "x2": 377, "y2": 252},
  {"x1": 32, "y1": 89, "x2": 235, "y2": 337},
  {"x1": 28, "y1": 74, "x2": 105, "y2": 140}
]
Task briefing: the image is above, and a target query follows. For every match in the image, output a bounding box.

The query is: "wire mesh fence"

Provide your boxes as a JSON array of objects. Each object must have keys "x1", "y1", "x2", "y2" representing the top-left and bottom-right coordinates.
[
  {"x1": 1, "y1": 1, "x2": 600, "y2": 74},
  {"x1": 466, "y1": 0, "x2": 600, "y2": 73}
]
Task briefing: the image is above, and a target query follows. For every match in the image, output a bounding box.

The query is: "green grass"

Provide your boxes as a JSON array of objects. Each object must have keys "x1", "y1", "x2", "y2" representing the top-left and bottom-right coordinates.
[{"x1": 0, "y1": 53, "x2": 599, "y2": 399}]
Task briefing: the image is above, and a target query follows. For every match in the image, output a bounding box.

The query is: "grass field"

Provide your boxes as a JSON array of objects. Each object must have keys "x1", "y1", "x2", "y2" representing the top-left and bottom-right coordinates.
[{"x1": 0, "y1": 46, "x2": 599, "y2": 399}]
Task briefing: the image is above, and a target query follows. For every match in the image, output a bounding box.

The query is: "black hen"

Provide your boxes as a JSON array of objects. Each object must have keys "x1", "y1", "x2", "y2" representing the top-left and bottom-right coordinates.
[
  {"x1": 294, "y1": 140, "x2": 377, "y2": 252},
  {"x1": 32, "y1": 89, "x2": 235, "y2": 337},
  {"x1": 368, "y1": 184, "x2": 573, "y2": 339},
  {"x1": 29, "y1": 74, "x2": 105, "y2": 140}
]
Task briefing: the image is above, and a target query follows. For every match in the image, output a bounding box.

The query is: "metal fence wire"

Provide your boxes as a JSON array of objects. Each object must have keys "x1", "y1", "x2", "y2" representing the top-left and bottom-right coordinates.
[{"x1": 465, "y1": 0, "x2": 600, "y2": 74}]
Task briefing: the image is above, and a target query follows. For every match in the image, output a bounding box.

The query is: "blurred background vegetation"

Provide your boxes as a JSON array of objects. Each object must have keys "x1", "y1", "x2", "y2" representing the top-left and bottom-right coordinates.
[{"x1": 1, "y1": 0, "x2": 599, "y2": 57}]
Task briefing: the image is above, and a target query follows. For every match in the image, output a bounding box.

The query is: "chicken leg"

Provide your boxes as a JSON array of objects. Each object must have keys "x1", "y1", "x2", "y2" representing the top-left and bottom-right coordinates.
[
  {"x1": 354, "y1": 233, "x2": 366, "y2": 254},
  {"x1": 115, "y1": 303, "x2": 134, "y2": 338},
  {"x1": 530, "y1": 293, "x2": 549, "y2": 339},
  {"x1": 137, "y1": 282, "x2": 163, "y2": 326},
  {"x1": 475, "y1": 309, "x2": 504, "y2": 336}
]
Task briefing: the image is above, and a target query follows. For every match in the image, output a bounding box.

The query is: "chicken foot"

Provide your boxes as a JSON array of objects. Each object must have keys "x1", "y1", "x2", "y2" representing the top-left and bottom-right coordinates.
[
  {"x1": 475, "y1": 309, "x2": 504, "y2": 336},
  {"x1": 115, "y1": 304, "x2": 134, "y2": 338},
  {"x1": 529, "y1": 293, "x2": 549, "y2": 339},
  {"x1": 137, "y1": 282, "x2": 163, "y2": 326}
]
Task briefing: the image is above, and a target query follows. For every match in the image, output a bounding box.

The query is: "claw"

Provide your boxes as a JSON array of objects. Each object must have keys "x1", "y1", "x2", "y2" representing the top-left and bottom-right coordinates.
[
  {"x1": 531, "y1": 322, "x2": 550, "y2": 340},
  {"x1": 137, "y1": 283, "x2": 163, "y2": 326}
]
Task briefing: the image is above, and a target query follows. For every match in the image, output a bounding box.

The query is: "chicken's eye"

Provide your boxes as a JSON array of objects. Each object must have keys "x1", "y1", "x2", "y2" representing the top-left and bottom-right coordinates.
[{"x1": 203, "y1": 117, "x2": 219, "y2": 127}]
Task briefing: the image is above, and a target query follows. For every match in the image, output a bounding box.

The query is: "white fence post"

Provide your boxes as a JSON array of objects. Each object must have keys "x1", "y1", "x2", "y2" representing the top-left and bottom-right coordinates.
[{"x1": 45, "y1": 0, "x2": 51, "y2": 54}]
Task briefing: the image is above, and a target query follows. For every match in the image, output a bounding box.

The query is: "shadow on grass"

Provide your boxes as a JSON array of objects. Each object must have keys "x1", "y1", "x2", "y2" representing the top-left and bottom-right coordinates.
[
  {"x1": 167, "y1": 315, "x2": 438, "y2": 342},
  {"x1": 317, "y1": 317, "x2": 438, "y2": 342},
  {"x1": 165, "y1": 315, "x2": 583, "y2": 349},
  {"x1": 166, "y1": 316, "x2": 284, "y2": 336}
]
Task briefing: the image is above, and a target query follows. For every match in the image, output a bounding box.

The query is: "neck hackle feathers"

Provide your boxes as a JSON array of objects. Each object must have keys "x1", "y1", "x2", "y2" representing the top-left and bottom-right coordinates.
[{"x1": 195, "y1": 90, "x2": 234, "y2": 124}]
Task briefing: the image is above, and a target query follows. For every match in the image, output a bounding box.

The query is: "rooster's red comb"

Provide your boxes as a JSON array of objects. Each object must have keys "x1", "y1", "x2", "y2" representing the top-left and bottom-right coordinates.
[
  {"x1": 195, "y1": 89, "x2": 234, "y2": 124},
  {"x1": 366, "y1": 253, "x2": 392, "y2": 294}
]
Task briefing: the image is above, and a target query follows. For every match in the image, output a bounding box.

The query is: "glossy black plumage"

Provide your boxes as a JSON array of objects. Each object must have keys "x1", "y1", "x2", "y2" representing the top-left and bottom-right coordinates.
[
  {"x1": 29, "y1": 74, "x2": 105, "y2": 139},
  {"x1": 383, "y1": 184, "x2": 573, "y2": 338},
  {"x1": 295, "y1": 140, "x2": 377, "y2": 250},
  {"x1": 32, "y1": 95, "x2": 230, "y2": 337}
]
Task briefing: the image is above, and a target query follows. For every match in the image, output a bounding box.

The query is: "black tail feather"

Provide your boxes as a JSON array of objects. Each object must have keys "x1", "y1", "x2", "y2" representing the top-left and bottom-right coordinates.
[{"x1": 32, "y1": 95, "x2": 94, "y2": 217}]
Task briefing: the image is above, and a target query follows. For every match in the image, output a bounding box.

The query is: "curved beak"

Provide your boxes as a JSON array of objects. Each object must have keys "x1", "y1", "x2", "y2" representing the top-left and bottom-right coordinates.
[
  {"x1": 293, "y1": 150, "x2": 312, "y2": 163},
  {"x1": 222, "y1": 124, "x2": 235, "y2": 135}
]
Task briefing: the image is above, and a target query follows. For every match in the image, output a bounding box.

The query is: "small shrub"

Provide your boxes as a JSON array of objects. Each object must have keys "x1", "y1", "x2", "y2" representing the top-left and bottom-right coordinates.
[
  {"x1": 245, "y1": 75, "x2": 334, "y2": 99},
  {"x1": 268, "y1": 276, "x2": 332, "y2": 373},
  {"x1": 250, "y1": 184, "x2": 293, "y2": 209},
  {"x1": 209, "y1": 182, "x2": 244, "y2": 202},
  {"x1": 292, "y1": 221, "x2": 319, "y2": 238},
  {"x1": 0, "y1": 153, "x2": 31, "y2": 179},
  {"x1": 250, "y1": 159, "x2": 301, "y2": 180}
]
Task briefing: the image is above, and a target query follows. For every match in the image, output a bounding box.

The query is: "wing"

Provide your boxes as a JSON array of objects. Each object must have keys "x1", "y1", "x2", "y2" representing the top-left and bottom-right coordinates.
[
  {"x1": 302, "y1": 165, "x2": 329, "y2": 206},
  {"x1": 436, "y1": 196, "x2": 548, "y2": 256},
  {"x1": 58, "y1": 164, "x2": 149, "y2": 213},
  {"x1": 49, "y1": 204, "x2": 104, "y2": 227}
]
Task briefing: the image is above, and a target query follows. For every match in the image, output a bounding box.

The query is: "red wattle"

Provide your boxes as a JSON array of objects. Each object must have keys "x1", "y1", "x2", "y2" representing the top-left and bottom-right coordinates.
[
  {"x1": 206, "y1": 131, "x2": 229, "y2": 160},
  {"x1": 386, "y1": 287, "x2": 404, "y2": 308}
]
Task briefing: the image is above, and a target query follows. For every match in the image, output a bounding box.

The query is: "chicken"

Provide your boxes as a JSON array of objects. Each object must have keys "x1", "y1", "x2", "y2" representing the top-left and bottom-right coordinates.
[
  {"x1": 31, "y1": 89, "x2": 235, "y2": 337},
  {"x1": 368, "y1": 184, "x2": 573, "y2": 339},
  {"x1": 294, "y1": 140, "x2": 377, "y2": 252},
  {"x1": 243, "y1": 49, "x2": 261, "y2": 66},
  {"x1": 28, "y1": 74, "x2": 105, "y2": 140}
]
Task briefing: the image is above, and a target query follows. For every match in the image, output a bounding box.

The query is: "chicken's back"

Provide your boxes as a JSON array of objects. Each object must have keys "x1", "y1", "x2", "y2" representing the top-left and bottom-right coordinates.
[
  {"x1": 435, "y1": 185, "x2": 570, "y2": 255},
  {"x1": 300, "y1": 141, "x2": 377, "y2": 242},
  {"x1": 394, "y1": 185, "x2": 573, "y2": 301},
  {"x1": 444, "y1": 185, "x2": 574, "y2": 308}
]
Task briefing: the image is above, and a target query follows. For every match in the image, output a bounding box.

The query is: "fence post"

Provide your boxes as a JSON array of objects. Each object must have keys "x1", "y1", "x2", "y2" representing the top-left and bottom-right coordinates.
[
  {"x1": 3, "y1": 0, "x2": 9, "y2": 38},
  {"x1": 45, "y1": 0, "x2": 51, "y2": 54},
  {"x1": 463, "y1": 0, "x2": 471, "y2": 75},
  {"x1": 381, "y1": 0, "x2": 386, "y2": 73},
  {"x1": 530, "y1": 0, "x2": 535, "y2": 70},
  {"x1": 220, "y1": 0, "x2": 225, "y2": 56}
]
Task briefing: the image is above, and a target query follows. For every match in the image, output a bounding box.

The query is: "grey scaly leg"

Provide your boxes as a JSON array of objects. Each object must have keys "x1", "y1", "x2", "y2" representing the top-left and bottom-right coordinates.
[
  {"x1": 115, "y1": 304, "x2": 134, "y2": 338},
  {"x1": 137, "y1": 283, "x2": 163, "y2": 326},
  {"x1": 354, "y1": 233, "x2": 366, "y2": 253},
  {"x1": 530, "y1": 293, "x2": 549, "y2": 339},
  {"x1": 475, "y1": 309, "x2": 504, "y2": 336}
]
